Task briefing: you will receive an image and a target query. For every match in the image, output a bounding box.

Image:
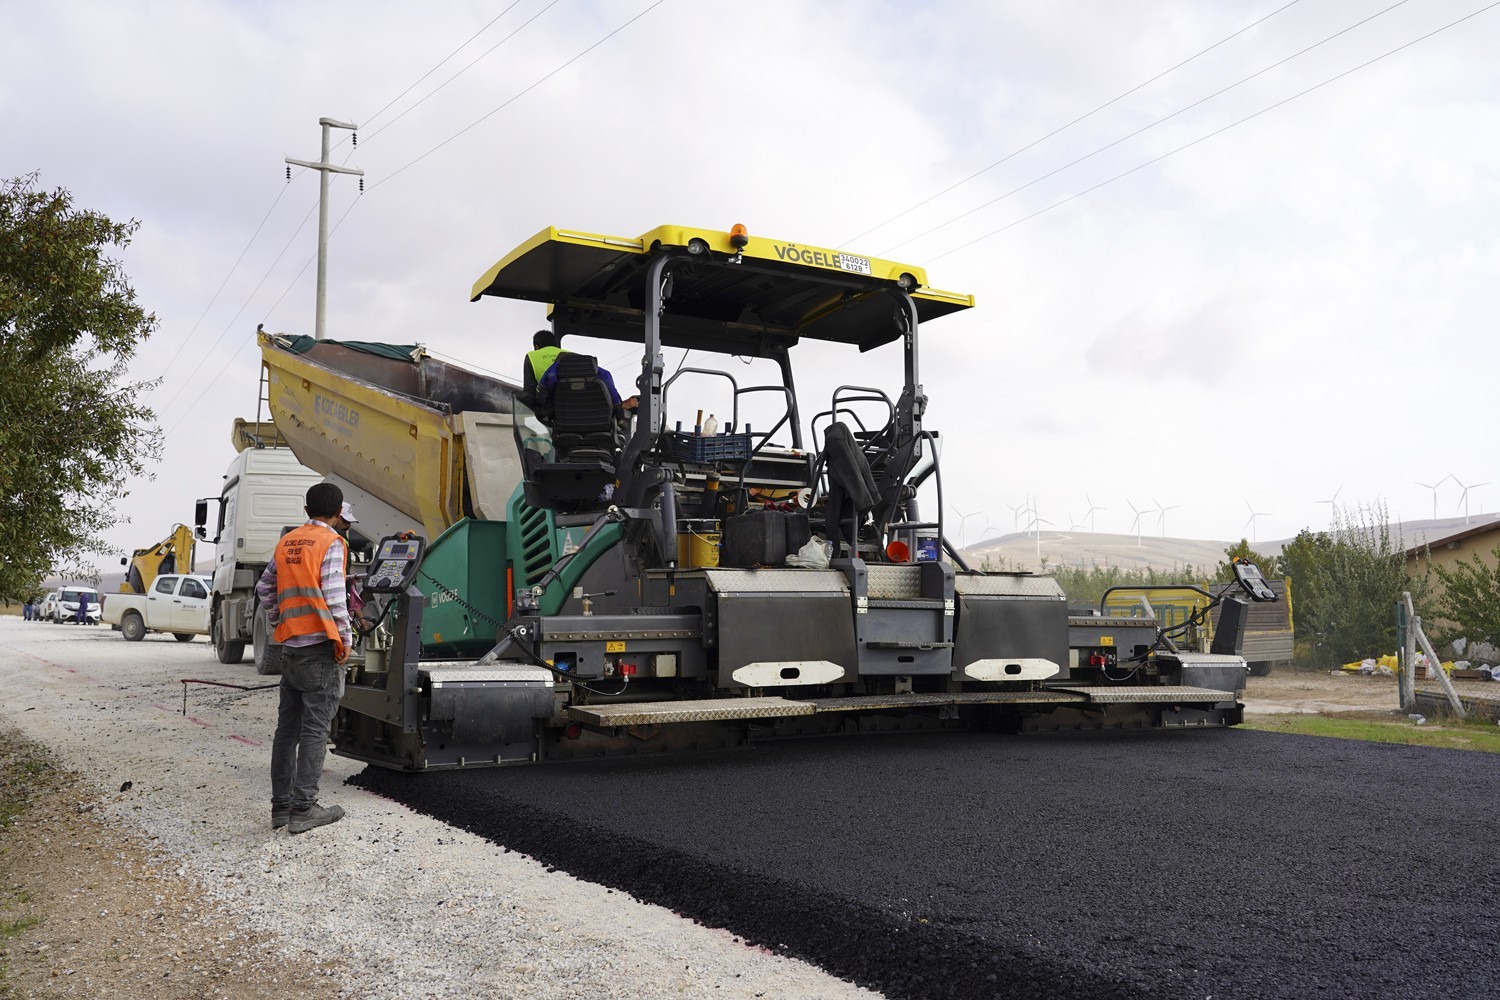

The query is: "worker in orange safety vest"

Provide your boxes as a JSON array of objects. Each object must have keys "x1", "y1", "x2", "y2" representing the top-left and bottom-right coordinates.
[{"x1": 255, "y1": 482, "x2": 354, "y2": 835}]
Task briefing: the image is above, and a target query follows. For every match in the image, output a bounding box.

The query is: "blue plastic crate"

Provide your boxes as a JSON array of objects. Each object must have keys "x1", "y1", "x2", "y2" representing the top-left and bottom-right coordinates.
[{"x1": 663, "y1": 430, "x2": 752, "y2": 463}]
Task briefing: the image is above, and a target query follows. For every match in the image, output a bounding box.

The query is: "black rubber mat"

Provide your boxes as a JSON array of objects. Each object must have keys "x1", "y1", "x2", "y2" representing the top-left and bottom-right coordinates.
[{"x1": 351, "y1": 728, "x2": 1500, "y2": 999}]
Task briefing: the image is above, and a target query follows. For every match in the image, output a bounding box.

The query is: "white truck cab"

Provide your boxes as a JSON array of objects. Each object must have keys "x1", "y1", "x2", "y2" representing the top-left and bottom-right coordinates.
[{"x1": 197, "y1": 444, "x2": 322, "y2": 671}]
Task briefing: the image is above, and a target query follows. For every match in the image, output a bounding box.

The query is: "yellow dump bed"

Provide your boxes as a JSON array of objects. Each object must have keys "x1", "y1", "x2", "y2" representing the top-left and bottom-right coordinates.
[{"x1": 258, "y1": 333, "x2": 523, "y2": 539}]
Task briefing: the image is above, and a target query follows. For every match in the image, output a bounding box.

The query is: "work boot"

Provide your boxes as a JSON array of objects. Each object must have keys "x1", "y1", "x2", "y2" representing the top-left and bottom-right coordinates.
[
  {"x1": 287, "y1": 803, "x2": 345, "y2": 835},
  {"x1": 271, "y1": 805, "x2": 291, "y2": 830}
]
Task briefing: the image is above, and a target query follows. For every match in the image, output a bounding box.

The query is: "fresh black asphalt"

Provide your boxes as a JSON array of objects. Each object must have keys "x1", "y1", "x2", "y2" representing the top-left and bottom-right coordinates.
[{"x1": 351, "y1": 728, "x2": 1500, "y2": 999}]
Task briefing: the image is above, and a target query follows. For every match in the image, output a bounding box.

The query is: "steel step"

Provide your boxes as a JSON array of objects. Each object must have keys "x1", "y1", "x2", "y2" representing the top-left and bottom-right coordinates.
[
  {"x1": 1053, "y1": 685, "x2": 1237, "y2": 704},
  {"x1": 807, "y1": 691, "x2": 1086, "y2": 712},
  {"x1": 568, "y1": 690, "x2": 1092, "y2": 728},
  {"x1": 567, "y1": 697, "x2": 815, "y2": 727},
  {"x1": 567, "y1": 685, "x2": 1238, "y2": 729}
]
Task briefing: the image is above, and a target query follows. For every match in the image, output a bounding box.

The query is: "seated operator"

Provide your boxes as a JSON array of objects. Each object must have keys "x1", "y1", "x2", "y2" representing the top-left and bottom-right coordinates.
[{"x1": 525, "y1": 329, "x2": 639, "y2": 419}]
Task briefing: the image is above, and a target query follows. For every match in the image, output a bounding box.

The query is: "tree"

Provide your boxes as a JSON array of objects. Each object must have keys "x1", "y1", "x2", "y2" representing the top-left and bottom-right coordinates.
[
  {"x1": 0, "y1": 173, "x2": 160, "y2": 601},
  {"x1": 1047, "y1": 562, "x2": 1208, "y2": 609},
  {"x1": 1214, "y1": 538, "x2": 1277, "y2": 582},
  {"x1": 1277, "y1": 503, "x2": 1421, "y2": 666},
  {"x1": 1430, "y1": 543, "x2": 1500, "y2": 649}
]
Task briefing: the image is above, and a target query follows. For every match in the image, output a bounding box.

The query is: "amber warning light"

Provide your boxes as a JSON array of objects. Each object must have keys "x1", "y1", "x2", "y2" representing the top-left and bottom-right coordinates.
[{"x1": 729, "y1": 223, "x2": 749, "y2": 250}]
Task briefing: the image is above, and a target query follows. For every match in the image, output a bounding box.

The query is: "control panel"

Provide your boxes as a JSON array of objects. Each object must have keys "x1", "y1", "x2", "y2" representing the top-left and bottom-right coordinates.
[{"x1": 366, "y1": 533, "x2": 426, "y2": 593}]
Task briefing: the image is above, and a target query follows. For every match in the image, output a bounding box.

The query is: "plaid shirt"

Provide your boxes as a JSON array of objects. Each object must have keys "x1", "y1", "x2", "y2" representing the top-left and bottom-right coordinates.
[{"x1": 255, "y1": 519, "x2": 351, "y2": 650}]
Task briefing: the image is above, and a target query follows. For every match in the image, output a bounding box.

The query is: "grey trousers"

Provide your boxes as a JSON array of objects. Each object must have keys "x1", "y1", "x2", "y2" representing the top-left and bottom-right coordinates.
[{"x1": 270, "y1": 643, "x2": 344, "y2": 811}]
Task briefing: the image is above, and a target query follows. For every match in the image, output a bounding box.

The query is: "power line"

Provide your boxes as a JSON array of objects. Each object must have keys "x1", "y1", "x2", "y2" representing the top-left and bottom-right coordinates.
[
  {"x1": 923, "y1": 1, "x2": 1500, "y2": 265},
  {"x1": 159, "y1": 1, "x2": 670, "y2": 432},
  {"x1": 154, "y1": 197, "x2": 321, "y2": 418},
  {"x1": 145, "y1": 177, "x2": 303, "y2": 398},
  {"x1": 886, "y1": 0, "x2": 1413, "y2": 257},
  {"x1": 842, "y1": 0, "x2": 1306, "y2": 248},
  {"x1": 165, "y1": 191, "x2": 369, "y2": 435},
  {"x1": 373, "y1": 0, "x2": 670, "y2": 190},
  {"x1": 358, "y1": 0, "x2": 565, "y2": 148},
  {"x1": 353, "y1": 0, "x2": 532, "y2": 140}
]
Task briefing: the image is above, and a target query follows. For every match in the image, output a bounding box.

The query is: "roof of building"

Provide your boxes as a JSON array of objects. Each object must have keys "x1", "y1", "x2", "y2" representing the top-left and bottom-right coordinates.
[{"x1": 1403, "y1": 515, "x2": 1500, "y2": 559}]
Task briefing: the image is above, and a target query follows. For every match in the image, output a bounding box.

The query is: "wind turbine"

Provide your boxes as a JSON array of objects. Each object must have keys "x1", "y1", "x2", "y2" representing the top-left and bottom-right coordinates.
[
  {"x1": 1005, "y1": 501, "x2": 1027, "y2": 534},
  {"x1": 1243, "y1": 500, "x2": 1270, "y2": 544},
  {"x1": 1029, "y1": 514, "x2": 1054, "y2": 559},
  {"x1": 1452, "y1": 475, "x2": 1490, "y2": 526},
  {"x1": 948, "y1": 505, "x2": 984, "y2": 548},
  {"x1": 1084, "y1": 494, "x2": 1106, "y2": 533},
  {"x1": 1315, "y1": 485, "x2": 1342, "y2": 523},
  {"x1": 1127, "y1": 499, "x2": 1146, "y2": 547},
  {"x1": 1416, "y1": 476, "x2": 1450, "y2": 520},
  {"x1": 1153, "y1": 497, "x2": 1180, "y2": 538}
]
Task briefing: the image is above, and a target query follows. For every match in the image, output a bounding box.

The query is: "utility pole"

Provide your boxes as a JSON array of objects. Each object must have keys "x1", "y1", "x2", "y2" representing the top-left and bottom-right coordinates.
[{"x1": 286, "y1": 117, "x2": 363, "y2": 340}]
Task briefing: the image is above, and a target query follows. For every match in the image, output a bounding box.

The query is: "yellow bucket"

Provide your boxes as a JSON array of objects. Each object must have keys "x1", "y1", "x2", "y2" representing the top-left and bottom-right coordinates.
[{"x1": 677, "y1": 522, "x2": 721, "y2": 568}]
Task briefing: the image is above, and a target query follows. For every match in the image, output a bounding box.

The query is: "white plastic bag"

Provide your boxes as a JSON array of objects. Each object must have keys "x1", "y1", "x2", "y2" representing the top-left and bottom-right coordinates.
[{"x1": 786, "y1": 537, "x2": 832, "y2": 569}]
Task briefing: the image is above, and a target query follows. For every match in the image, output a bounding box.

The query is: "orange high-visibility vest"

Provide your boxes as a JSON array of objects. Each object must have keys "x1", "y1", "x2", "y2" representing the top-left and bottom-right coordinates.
[{"x1": 271, "y1": 523, "x2": 342, "y2": 647}]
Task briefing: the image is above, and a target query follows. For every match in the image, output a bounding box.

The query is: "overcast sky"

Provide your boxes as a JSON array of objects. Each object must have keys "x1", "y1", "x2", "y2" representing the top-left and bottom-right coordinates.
[{"x1": 9, "y1": 0, "x2": 1499, "y2": 568}]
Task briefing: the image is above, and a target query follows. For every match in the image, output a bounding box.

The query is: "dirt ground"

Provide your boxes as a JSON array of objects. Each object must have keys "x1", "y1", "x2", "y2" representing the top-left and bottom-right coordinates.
[
  {"x1": 1240, "y1": 666, "x2": 1402, "y2": 716},
  {"x1": 0, "y1": 735, "x2": 344, "y2": 1000}
]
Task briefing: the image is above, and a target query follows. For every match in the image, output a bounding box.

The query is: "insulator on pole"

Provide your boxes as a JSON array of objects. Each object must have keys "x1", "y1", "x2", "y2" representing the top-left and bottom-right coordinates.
[
  {"x1": 352, "y1": 131, "x2": 358, "y2": 148},
  {"x1": 358, "y1": 178, "x2": 364, "y2": 194},
  {"x1": 286, "y1": 165, "x2": 291, "y2": 182}
]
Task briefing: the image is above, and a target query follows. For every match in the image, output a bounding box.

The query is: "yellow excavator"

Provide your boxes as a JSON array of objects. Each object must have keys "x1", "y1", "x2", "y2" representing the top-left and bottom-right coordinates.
[{"x1": 120, "y1": 524, "x2": 197, "y2": 595}]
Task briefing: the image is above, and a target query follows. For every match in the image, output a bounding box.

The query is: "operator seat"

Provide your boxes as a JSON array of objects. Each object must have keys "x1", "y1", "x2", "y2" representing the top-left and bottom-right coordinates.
[
  {"x1": 527, "y1": 353, "x2": 623, "y2": 510},
  {"x1": 822, "y1": 421, "x2": 880, "y2": 559}
]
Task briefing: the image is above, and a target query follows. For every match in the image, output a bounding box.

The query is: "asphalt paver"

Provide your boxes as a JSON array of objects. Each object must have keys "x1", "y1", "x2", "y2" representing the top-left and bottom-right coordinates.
[{"x1": 352, "y1": 728, "x2": 1500, "y2": 999}]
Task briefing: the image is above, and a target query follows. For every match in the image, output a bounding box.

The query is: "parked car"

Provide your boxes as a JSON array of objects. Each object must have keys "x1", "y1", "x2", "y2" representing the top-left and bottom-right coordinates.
[
  {"x1": 102, "y1": 574, "x2": 212, "y2": 642},
  {"x1": 52, "y1": 586, "x2": 102, "y2": 624},
  {"x1": 39, "y1": 591, "x2": 60, "y2": 621}
]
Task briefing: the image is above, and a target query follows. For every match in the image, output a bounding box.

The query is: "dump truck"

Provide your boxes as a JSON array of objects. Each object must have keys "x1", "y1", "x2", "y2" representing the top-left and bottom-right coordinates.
[
  {"x1": 119, "y1": 524, "x2": 196, "y2": 595},
  {"x1": 1101, "y1": 578, "x2": 1294, "y2": 675},
  {"x1": 195, "y1": 421, "x2": 323, "y2": 669},
  {"x1": 260, "y1": 223, "x2": 1276, "y2": 771}
]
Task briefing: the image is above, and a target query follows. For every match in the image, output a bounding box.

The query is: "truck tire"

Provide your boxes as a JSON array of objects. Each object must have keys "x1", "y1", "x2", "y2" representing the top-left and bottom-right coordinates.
[
  {"x1": 253, "y1": 604, "x2": 283, "y2": 676},
  {"x1": 1249, "y1": 661, "x2": 1275, "y2": 677},
  {"x1": 213, "y1": 618, "x2": 246, "y2": 664},
  {"x1": 173, "y1": 633, "x2": 195, "y2": 643},
  {"x1": 121, "y1": 612, "x2": 146, "y2": 642}
]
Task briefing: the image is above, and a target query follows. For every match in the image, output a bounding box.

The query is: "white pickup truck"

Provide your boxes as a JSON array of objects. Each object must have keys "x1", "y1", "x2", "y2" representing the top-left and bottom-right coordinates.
[{"x1": 103, "y1": 574, "x2": 213, "y2": 642}]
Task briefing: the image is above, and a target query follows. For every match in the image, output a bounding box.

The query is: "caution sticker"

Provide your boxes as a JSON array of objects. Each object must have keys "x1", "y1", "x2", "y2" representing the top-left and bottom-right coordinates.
[
  {"x1": 1099, "y1": 636, "x2": 1115, "y2": 646},
  {"x1": 605, "y1": 640, "x2": 626, "y2": 653}
]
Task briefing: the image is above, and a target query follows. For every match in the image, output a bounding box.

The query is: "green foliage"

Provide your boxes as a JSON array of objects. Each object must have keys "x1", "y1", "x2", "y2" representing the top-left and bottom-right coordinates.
[
  {"x1": 0, "y1": 173, "x2": 160, "y2": 601},
  {"x1": 1241, "y1": 713, "x2": 1500, "y2": 753},
  {"x1": 1278, "y1": 503, "x2": 1421, "y2": 666},
  {"x1": 1430, "y1": 542, "x2": 1500, "y2": 648},
  {"x1": 1214, "y1": 538, "x2": 1277, "y2": 582},
  {"x1": 1046, "y1": 562, "x2": 1206, "y2": 609}
]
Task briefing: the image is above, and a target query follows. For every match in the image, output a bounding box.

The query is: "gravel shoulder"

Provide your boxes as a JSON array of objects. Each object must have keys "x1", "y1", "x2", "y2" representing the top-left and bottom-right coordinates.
[
  {"x1": 1241, "y1": 666, "x2": 1402, "y2": 715},
  {"x1": 0, "y1": 618, "x2": 878, "y2": 1000}
]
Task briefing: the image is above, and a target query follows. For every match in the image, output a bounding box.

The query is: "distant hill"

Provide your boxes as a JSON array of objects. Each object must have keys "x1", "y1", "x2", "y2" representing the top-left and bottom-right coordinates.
[
  {"x1": 959, "y1": 513, "x2": 1499, "y2": 576},
  {"x1": 960, "y1": 530, "x2": 1235, "y2": 576}
]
